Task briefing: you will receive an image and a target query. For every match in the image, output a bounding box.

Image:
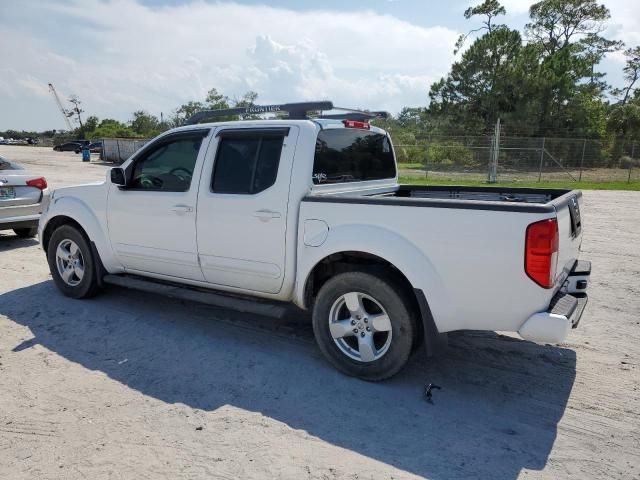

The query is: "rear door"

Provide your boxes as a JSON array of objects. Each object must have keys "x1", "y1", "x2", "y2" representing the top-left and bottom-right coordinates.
[{"x1": 196, "y1": 126, "x2": 298, "y2": 294}]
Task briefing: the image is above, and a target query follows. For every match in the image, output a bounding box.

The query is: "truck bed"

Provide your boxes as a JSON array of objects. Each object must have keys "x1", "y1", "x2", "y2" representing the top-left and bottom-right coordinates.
[
  {"x1": 300, "y1": 183, "x2": 584, "y2": 335},
  {"x1": 306, "y1": 185, "x2": 580, "y2": 214},
  {"x1": 395, "y1": 185, "x2": 569, "y2": 204}
]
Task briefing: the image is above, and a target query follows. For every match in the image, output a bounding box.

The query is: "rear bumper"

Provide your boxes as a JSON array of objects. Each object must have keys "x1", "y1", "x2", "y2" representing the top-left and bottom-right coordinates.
[
  {"x1": 0, "y1": 200, "x2": 45, "y2": 222},
  {"x1": 519, "y1": 260, "x2": 590, "y2": 344},
  {"x1": 0, "y1": 191, "x2": 49, "y2": 232},
  {"x1": 0, "y1": 214, "x2": 40, "y2": 231}
]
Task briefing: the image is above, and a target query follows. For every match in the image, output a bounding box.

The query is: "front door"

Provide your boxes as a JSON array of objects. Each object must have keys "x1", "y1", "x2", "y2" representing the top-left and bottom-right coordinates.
[
  {"x1": 107, "y1": 130, "x2": 210, "y2": 280},
  {"x1": 196, "y1": 126, "x2": 298, "y2": 294}
]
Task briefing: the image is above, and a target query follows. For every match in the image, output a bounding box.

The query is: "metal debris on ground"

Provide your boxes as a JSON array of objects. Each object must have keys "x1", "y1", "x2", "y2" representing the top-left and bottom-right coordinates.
[{"x1": 424, "y1": 383, "x2": 442, "y2": 404}]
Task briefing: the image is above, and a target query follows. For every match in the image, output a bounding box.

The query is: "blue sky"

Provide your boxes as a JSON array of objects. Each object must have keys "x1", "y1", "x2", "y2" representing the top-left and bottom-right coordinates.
[{"x1": 1, "y1": 0, "x2": 638, "y2": 131}]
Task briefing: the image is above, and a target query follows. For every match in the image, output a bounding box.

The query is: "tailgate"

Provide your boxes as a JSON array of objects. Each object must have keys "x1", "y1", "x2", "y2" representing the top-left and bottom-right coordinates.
[{"x1": 552, "y1": 191, "x2": 583, "y2": 287}]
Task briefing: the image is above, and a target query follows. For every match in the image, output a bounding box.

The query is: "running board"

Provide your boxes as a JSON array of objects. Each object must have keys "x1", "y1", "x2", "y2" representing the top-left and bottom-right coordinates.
[{"x1": 103, "y1": 274, "x2": 288, "y2": 319}]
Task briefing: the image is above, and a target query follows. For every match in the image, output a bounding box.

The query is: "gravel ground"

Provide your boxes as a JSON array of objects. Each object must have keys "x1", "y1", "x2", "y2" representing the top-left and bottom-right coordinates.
[{"x1": 1, "y1": 146, "x2": 639, "y2": 480}]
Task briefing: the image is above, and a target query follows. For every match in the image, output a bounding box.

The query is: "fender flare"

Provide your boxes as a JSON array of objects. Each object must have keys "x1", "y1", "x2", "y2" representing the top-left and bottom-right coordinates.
[
  {"x1": 295, "y1": 223, "x2": 452, "y2": 333},
  {"x1": 41, "y1": 196, "x2": 121, "y2": 273}
]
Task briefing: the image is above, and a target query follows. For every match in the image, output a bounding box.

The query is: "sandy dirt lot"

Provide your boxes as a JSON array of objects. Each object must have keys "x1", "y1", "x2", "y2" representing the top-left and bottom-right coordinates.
[{"x1": 1, "y1": 146, "x2": 639, "y2": 479}]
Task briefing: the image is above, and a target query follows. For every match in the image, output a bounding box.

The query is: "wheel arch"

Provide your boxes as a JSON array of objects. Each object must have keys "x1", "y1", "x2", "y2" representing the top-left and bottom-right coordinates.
[
  {"x1": 301, "y1": 251, "x2": 414, "y2": 311},
  {"x1": 41, "y1": 197, "x2": 120, "y2": 273},
  {"x1": 295, "y1": 224, "x2": 451, "y2": 352},
  {"x1": 42, "y1": 215, "x2": 87, "y2": 252}
]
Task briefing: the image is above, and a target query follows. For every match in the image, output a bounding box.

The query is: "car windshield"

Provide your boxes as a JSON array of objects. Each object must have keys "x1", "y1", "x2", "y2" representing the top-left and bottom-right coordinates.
[{"x1": 0, "y1": 157, "x2": 23, "y2": 170}]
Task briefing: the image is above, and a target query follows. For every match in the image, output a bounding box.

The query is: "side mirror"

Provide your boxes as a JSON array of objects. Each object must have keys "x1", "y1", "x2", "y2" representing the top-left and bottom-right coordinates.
[{"x1": 110, "y1": 167, "x2": 126, "y2": 186}]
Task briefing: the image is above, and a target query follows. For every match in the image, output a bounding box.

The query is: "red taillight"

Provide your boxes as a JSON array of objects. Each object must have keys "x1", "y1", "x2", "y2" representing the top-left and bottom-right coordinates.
[
  {"x1": 26, "y1": 177, "x2": 47, "y2": 190},
  {"x1": 525, "y1": 218, "x2": 559, "y2": 288},
  {"x1": 342, "y1": 120, "x2": 370, "y2": 129}
]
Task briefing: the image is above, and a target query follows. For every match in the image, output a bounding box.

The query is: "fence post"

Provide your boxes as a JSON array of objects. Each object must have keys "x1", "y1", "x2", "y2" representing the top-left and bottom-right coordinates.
[
  {"x1": 488, "y1": 134, "x2": 494, "y2": 183},
  {"x1": 538, "y1": 137, "x2": 546, "y2": 182},
  {"x1": 116, "y1": 139, "x2": 122, "y2": 163},
  {"x1": 495, "y1": 118, "x2": 500, "y2": 182},
  {"x1": 630, "y1": 141, "x2": 636, "y2": 184},
  {"x1": 488, "y1": 118, "x2": 500, "y2": 183},
  {"x1": 424, "y1": 142, "x2": 429, "y2": 179},
  {"x1": 579, "y1": 138, "x2": 586, "y2": 182}
]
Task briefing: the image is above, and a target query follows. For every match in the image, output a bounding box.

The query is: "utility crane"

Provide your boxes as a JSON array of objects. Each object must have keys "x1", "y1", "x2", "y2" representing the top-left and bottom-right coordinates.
[{"x1": 48, "y1": 83, "x2": 73, "y2": 131}]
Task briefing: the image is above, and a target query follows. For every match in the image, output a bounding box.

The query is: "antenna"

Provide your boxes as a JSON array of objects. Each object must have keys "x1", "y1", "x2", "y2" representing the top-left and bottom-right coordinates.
[{"x1": 48, "y1": 83, "x2": 73, "y2": 130}]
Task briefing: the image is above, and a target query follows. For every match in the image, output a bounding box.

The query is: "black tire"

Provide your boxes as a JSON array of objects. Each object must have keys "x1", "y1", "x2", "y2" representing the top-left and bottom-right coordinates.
[
  {"x1": 312, "y1": 271, "x2": 415, "y2": 381},
  {"x1": 47, "y1": 225, "x2": 99, "y2": 299},
  {"x1": 13, "y1": 227, "x2": 37, "y2": 238}
]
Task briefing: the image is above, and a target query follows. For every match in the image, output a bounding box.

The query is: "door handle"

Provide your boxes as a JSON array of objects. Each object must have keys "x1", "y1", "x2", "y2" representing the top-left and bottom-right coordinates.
[
  {"x1": 170, "y1": 205, "x2": 194, "y2": 214},
  {"x1": 253, "y1": 209, "x2": 281, "y2": 220}
]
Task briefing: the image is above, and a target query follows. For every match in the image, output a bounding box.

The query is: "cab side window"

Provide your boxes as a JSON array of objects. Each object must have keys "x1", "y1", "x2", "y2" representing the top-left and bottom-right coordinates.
[
  {"x1": 211, "y1": 133, "x2": 285, "y2": 194},
  {"x1": 130, "y1": 136, "x2": 203, "y2": 192}
]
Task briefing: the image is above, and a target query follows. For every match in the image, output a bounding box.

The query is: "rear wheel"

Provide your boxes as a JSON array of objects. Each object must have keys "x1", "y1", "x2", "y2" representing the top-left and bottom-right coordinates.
[
  {"x1": 13, "y1": 227, "x2": 37, "y2": 238},
  {"x1": 312, "y1": 271, "x2": 415, "y2": 381},
  {"x1": 47, "y1": 225, "x2": 99, "y2": 298}
]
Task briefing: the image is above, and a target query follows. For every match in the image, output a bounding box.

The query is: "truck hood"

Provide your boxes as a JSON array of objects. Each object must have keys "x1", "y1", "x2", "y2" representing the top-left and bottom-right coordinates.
[{"x1": 52, "y1": 180, "x2": 106, "y2": 199}]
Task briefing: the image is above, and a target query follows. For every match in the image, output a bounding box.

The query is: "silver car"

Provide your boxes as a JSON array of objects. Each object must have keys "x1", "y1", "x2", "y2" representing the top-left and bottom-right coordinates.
[{"x1": 0, "y1": 155, "x2": 50, "y2": 238}]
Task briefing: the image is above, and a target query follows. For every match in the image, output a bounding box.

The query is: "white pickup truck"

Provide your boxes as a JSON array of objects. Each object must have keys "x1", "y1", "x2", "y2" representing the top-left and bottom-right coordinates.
[{"x1": 39, "y1": 102, "x2": 590, "y2": 381}]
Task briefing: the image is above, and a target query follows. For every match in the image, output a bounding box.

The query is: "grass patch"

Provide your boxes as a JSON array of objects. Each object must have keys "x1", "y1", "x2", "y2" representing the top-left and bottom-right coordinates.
[
  {"x1": 398, "y1": 176, "x2": 640, "y2": 191},
  {"x1": 397, "y1": 162, "x2": 424, "y2": 170}
]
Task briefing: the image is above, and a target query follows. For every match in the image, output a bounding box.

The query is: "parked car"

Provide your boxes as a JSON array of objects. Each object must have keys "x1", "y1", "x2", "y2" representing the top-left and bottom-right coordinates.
[
  {"x1": 38, "y1": 102, "x2": 590, "y2": 381},
  {"x1": 74, "y1": 142, "x2": 102, "y2": 154},
  {"x1": 53, "y1": 142, "x2": 83, "y2": 152},
  {"x1": 0, "y1": 155, "x2": 49, "y2": 237}
]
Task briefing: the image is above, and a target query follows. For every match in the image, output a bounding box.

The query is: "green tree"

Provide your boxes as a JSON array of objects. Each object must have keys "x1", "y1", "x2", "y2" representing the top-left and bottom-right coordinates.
[
  {"x1": 67, "y1": 95, "x2": 85, "y2": 130},
  {"x1": 86, "y1": 119, "x2": 139, "y2": 139},
  {"x1": 526, "y1": 0, "x2": 610, "y2": 55},
  {"x1": 83, "y1": 116, "x2": 99, "y2": 133},
  {"x1": 233, "y1": 91, "x2": 260, "y2": 119},
  {"x1": 130, "y1": 111, "x2": 163, "y2": 137},
  {"x1": 171, "y1": 88, "x2": 260, "y2": 125},
  {"x1": 612, "y1": 47, "x2": 640, "y2": 105},
  {"x1": 171, "y1": 100, "x2": 206, "y2": 127},
  {"x1": 579, "y1": 34, "x2": 623, "y2": 91},
  {"x1": 525, "y1": 0, "x2": 612, "y2": 133},
  {"x1": 455, "y1": 0, "x2": 506, "y2": 53},
  {"x1": 429, "y1": 1, "x2": 523, "y2": 132}
]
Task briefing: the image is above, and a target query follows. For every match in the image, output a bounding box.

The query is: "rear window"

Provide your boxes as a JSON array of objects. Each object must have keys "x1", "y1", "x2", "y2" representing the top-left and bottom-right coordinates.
[
  {"x1": 313, "y1": 129, "x2": 395, "y2": 184},
  {"x1": 212, "y1": 133, "x2": 284, "y2": 194}
]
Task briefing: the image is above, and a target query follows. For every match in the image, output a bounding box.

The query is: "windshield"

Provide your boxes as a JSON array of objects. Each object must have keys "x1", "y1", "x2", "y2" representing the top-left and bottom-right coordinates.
[{"x1": 313, "y1": 128, "x2": 396, "y2": 184}]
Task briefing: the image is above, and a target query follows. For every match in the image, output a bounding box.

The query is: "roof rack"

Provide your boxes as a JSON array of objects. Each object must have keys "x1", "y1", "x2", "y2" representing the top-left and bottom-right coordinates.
[
  {"x1": 319, "y1": 109, "x2": 389, "y2": 121},
  {"x1": 184, "y1": 101, "x2": 389, "y2": 125}
]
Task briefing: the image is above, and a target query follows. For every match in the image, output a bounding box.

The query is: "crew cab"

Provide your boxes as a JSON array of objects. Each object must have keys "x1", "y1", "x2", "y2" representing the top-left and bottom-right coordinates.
[{"x1": 38, "y1": 102, "x2": 590, "y2": 381}]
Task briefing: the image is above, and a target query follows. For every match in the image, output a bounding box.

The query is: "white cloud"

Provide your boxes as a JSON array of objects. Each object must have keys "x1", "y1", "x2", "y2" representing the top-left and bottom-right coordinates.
[
  {"x1": 0, "y1": 0, "x2": 459, "y2": 130},
  {"x1": 500, "y1": 0, "x2": 533, "y2": 15},
  {"x1": 605, "y1": 0, "x2": 640, "y2": 52}
]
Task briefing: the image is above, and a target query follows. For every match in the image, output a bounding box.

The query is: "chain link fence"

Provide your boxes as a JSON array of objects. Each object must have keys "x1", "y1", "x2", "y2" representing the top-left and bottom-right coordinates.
[{"x1": 395, "y1": 134, "x2": 639, "y2": 183}]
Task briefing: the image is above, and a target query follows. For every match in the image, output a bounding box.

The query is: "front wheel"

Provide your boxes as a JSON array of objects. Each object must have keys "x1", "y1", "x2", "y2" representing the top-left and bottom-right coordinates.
[
  {"x1": 312, "y1": 271, "x2": 415, "y2": 381},
  {"x1": 47, "y1": 225, "x2": 99, "y2": 298}
]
